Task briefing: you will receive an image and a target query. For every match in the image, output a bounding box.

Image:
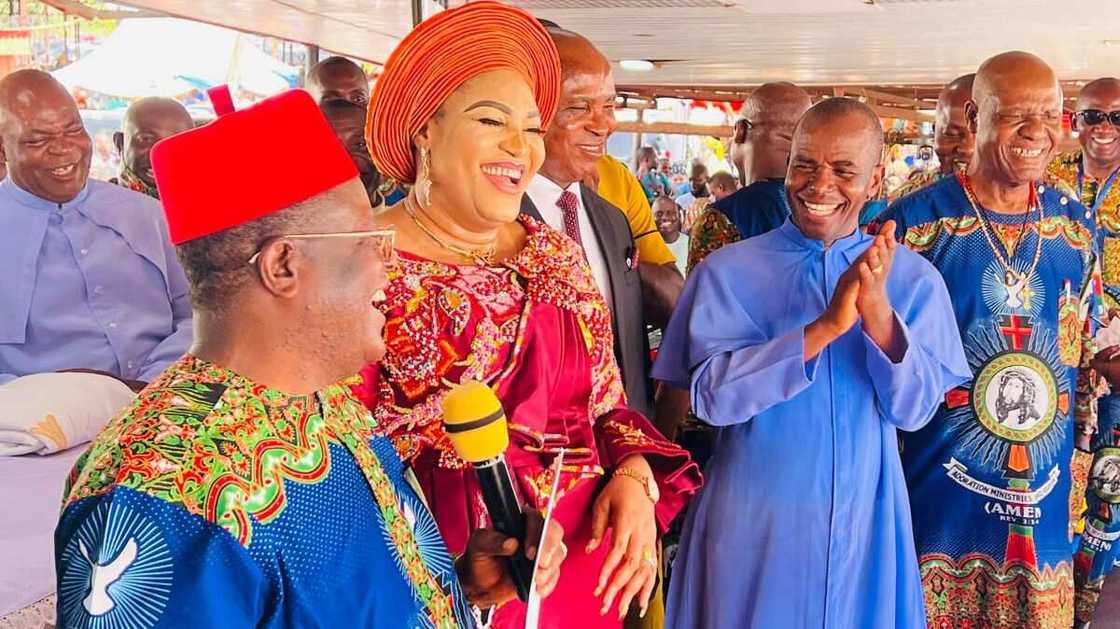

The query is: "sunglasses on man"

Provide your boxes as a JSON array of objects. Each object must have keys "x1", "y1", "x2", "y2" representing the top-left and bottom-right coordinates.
[{"x1": 1076, "y1": 109, "x2": 1120, "y2": 128}]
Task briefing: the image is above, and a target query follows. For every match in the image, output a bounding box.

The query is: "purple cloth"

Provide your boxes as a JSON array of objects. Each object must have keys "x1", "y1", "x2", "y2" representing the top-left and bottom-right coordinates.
[{"x1": 0, "y1": 448, "x2": 83, "y2": 616}]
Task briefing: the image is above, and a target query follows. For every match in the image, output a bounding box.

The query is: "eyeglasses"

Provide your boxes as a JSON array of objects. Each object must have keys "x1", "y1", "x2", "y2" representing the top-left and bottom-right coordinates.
[
  {"x1": 1077, "y1": 109, "x2": 1120, "y2": 128},
  {"x1": 247, "y1": 229, "x2": 396, "y2": 266}
]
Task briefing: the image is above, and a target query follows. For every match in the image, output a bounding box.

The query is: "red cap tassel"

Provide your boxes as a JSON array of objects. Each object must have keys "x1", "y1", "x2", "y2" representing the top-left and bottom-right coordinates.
[{"x1": 207, "y1": 85, "x2": 235, "y2": 116}]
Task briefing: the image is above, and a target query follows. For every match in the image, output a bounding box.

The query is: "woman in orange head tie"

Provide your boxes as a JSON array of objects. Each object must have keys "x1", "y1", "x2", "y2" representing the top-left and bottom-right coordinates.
[{"x1": 358, "y1": 3, "x2": 700, "y2": 627}]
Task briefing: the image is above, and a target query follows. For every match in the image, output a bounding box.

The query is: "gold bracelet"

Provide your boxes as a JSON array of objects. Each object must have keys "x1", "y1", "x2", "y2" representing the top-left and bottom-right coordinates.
[{"x1": 613, "y1": 466, "x2": 659, "y2": 504}]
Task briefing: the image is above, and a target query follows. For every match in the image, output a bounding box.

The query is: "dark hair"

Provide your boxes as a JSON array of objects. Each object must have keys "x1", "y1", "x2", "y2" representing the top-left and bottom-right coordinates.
[{"x1": 175, "y1": 200, "x2": 319, "y2": 312}]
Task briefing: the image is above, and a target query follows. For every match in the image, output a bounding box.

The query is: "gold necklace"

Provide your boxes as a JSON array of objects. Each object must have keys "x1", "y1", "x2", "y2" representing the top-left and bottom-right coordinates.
[
  {"x1": 403, "y1": 196, "x2": 497, "y2": 266},
  {"x1": 958, "y1": 172, "x2": 1044, "y2": 309}
]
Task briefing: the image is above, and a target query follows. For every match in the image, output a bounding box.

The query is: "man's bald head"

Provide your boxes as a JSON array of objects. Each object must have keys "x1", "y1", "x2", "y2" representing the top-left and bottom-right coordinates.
[
  {"x1": 0, "y1": 69, "x2": 91, "y2": 203},
  {"x1": 733, "y1": 82, "x2": 812, "y2": 184},
  {"x1": 116, "y1": 97, "x2": 193, "y2": 188},
  {"x1": 933, "y1": 73, "x2": 975, "y2": 173},
  {"x1": 742, "y1": 82, "x2": 813, "y2": 123},
  {"x1": 796, "y1": 97, "x2": 885, "y2": 163},
  {"x1": 973, "y1": 51, "x2": 1061, "y2": 109},
  {"x1": 538, "y1": 26, "x2": 618, "y2": 186},
  {"x1": 547, "y1": 27, "x2": 612, "y2": 80},
  {"x1": 786, "y1": 97, "x2": 885, "y2": 246},
  {"x1": 709, "y1": 170, "x2": 738, "y2": 201},
  {"x1": 306, "y1": 56, "x2": 369, "y2": 106},
  {"x1": 968, "y1": 51, "x2": 1063, "y2": 188},
  {"x1": 938, "y1": 74, "x2": 975, "y2": 114},
  {"x1": 1077, "y1": 77, "x2": 1120, "y2": 111},
  {"x1": 1075, "y1": 78, "x2": 1120, "y2": 174}
]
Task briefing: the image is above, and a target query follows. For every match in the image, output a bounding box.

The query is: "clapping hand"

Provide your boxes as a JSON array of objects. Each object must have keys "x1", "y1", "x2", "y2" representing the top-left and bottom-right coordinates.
[
  {"x1": 807, "y1": 220, "x2": 901, "y2": 361},
  {"x1": 855, "y1": 220, "x2": 897, "y2": 326},
  {"x1": 855, "y1": 220, "x2": 905, "y2": 361}
]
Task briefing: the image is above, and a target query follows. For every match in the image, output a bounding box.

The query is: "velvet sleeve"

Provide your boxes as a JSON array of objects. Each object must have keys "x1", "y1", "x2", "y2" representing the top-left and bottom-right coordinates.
[{"x1": 594, "y1": 406, "x2": 702, "y2": 532}]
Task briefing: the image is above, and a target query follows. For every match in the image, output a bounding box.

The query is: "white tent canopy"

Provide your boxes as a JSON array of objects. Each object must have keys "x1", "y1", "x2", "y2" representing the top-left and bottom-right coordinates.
[
  {"x1": 52, "y1": 18, "x2": 299, "y2": 98},
  {"x1": 114, "y1": 0, "x2": 1120, "y2": 88}
]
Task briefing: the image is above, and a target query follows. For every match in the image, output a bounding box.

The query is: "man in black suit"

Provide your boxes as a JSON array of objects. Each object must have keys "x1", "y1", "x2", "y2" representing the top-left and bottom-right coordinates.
[{"x1": 520, "y1": 26, "x2": 683, "y2": 419}]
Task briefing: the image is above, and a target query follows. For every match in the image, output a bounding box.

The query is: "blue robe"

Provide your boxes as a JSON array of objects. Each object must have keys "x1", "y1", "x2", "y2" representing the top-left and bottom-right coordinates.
[
  {"x1": 653, "y1": 219, "x2": 969, "y2": 628},
  {"x1": 710, "y1": 177, "x2": 789, "y2": 239},
  {"x1": 883, "y1": 175, "x2": 1099, "y2": 628}
]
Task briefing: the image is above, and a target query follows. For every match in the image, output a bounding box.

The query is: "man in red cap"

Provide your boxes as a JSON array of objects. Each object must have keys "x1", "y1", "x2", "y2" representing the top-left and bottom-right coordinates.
[{"x1": 54, "y1": 88, "x2": 563, "y2": 628}]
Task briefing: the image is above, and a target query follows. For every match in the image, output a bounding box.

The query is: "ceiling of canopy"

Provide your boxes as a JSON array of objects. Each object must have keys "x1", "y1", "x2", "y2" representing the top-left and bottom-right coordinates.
[{"x1": 108, "y1": 0, "x2": 1119, "y2": 105}]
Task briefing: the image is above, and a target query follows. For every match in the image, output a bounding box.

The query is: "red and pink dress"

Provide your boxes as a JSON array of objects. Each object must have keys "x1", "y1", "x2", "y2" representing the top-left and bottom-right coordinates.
[{"x1": 356, "y1": 215, "x2": 700, "y2": 628}]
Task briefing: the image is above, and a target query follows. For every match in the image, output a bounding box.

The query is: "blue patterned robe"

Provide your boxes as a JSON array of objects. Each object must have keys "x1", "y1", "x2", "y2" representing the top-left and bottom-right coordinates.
[
  {"x1": 55, "y1": 356, "x2": 473, "y2": 628},
  {"x1": 883, "y1": 175, "x2": 1100, "y2": 629},
  {"x1": 1047, "y1": 150, "x2": 1120, "y2": 623}
]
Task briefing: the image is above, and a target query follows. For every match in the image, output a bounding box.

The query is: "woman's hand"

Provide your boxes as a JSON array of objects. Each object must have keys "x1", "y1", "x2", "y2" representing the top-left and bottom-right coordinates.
[{"x1": 587, "y1": 455, "x2": 658, "y2": 620}]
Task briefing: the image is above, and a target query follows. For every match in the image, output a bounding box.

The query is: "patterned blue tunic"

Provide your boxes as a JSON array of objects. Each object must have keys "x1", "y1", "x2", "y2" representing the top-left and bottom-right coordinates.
[
  {"x1": 55, "y1": 356, "x2": 473, "y2": 628},
  {"x1": 884, "y1": 175, "x2": 1100, "y2": 629}
]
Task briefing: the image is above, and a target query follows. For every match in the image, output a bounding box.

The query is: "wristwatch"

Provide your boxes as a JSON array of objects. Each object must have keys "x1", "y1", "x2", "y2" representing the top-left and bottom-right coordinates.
[{"x1": 613, "y1": 467, "x2": 659, "y2": 504}]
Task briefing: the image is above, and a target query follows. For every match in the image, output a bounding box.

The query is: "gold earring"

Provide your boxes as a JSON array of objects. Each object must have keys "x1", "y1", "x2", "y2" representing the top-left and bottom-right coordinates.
[{"x1": 417, "y1": 147, "x2": 433, "y2": 209}]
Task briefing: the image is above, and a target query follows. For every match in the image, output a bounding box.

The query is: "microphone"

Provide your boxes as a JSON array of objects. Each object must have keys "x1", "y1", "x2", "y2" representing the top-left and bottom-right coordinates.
[{"x1": 442, "y1": 381, "x2": 533, "y2": 602}]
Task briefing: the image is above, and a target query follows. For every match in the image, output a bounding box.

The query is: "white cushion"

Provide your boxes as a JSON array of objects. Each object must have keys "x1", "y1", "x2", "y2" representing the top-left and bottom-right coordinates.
[{"x1": 0, "y1": 372, "x2": 135, "y2": 456}]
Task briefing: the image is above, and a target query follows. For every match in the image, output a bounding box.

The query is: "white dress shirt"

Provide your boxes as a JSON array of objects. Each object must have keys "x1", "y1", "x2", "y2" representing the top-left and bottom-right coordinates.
[{"x1": 524, "y1": 175, "x2": 613, "y2": 306}]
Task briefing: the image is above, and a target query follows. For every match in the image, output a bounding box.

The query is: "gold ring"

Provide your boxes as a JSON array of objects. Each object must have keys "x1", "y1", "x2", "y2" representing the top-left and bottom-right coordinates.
[
  {"x1": 871, "y1": 265, "x2": 884, "y2": 274},
  {"x1": 641, "y1": 549, "x2": 656, "y2": 569}
]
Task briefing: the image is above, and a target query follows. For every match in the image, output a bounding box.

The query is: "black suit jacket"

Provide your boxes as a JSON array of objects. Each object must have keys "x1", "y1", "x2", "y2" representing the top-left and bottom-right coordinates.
[{"x1": 520, "y1": 185, "x2": 653, "y2": 416}]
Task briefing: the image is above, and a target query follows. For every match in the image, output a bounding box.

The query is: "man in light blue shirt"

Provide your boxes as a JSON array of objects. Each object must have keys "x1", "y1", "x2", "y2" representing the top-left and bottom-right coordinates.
[
  {"x1": 0, "y1": 70, "x2": 191, "y2": 388},
  {"x1": 674, "y1": 162, "x2": 709, "y2": 211}
]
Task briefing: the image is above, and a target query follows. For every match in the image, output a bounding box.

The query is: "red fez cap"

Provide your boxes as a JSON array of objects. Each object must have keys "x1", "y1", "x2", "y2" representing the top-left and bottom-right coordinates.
[
  {"x1": 367, "y1": 1, "x2": 561, "y2": 185},
  {"x1": 152, "y1": 89, "x2": 357, "y2": 245}
]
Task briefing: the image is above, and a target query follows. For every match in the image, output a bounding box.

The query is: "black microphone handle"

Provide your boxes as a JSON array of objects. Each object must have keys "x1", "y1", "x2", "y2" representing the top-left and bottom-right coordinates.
[{"x1": 474, "y1": 455, "x2": 534, "y2": 602}]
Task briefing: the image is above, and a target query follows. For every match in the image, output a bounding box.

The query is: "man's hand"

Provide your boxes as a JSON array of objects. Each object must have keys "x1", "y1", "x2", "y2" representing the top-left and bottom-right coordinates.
[
  {"x1": 653, "y1": 384, "x2": 690, "y2": 441},
  {"x1": 804, "y1": 255, "x2": 862, "y2": 361},
  {"x1": 856, "y1": 220, "x2": 905, "y2": 362},
  {"x1": 456, "y1": 512, "x2": 566, "y2": 609},
  {"x1": 639, "y1": 261, "x2": 684, "y2": 330},
  {"x1": 588, "y1": 455, "x2": 658, "y2": 620}
]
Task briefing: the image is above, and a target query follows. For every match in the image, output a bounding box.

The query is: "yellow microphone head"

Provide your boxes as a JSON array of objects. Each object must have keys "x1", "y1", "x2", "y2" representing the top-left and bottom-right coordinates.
[{"x1": 441, "y1": 381, "x2": 509, "y2": 463}]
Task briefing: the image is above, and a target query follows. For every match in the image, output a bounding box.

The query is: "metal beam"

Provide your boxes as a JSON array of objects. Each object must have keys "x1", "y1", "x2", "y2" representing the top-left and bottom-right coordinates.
[
  {"x1": 616, "y1": 121, "x2": 733, "y2": 138},
  {"x1": 867, "y1": 104, "x2": 934, "y2": 123},
  {"x1": 617, "y1": 85, "x2": 751, "y2": 103},
  {"x1": 851, "y1": 87, "x2": 929, "y2": 109}
]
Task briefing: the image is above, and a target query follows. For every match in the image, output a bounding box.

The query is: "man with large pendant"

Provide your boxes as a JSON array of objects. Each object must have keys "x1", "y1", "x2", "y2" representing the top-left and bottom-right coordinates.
[
  {"x1": 883, "y1": 51, "x2": 1103, "y2": 629},
  {"x1": 1046, "y1": 76, "x2": 1120, "y2": 626}
]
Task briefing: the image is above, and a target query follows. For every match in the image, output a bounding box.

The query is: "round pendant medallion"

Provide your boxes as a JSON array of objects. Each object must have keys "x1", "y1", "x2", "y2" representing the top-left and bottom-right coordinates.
[
  {"x1": 1091, "y1": 446, "x2": 1120, "y2": 504},
  {"x1": 971, "y1": 351, "x2": 1058, "y2": 443}
]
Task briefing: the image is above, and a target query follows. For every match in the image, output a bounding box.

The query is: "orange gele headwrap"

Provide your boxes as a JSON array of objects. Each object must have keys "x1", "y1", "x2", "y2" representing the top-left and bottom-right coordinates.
[{"x1": 367, "y1": 1, "x2": 561, "y2": 184}]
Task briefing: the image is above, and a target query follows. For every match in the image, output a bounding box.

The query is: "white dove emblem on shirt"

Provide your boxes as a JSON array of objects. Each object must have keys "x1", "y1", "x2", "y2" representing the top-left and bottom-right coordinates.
[{"x1": 78, "y1": 538, "x2": 138, "y2": 616}]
